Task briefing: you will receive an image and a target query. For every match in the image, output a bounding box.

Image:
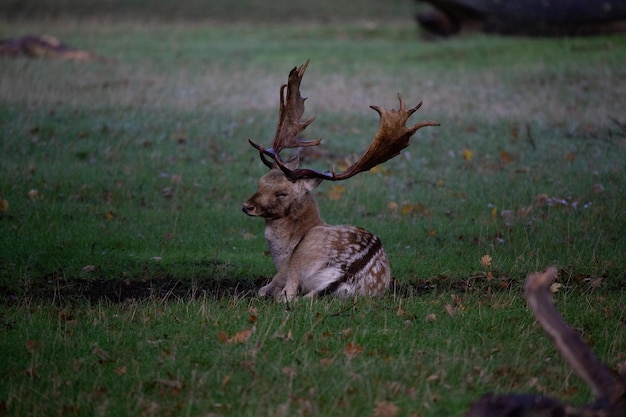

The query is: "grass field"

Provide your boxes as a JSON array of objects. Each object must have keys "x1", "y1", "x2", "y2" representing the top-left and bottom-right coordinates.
[{"x1": 1, "y1": 4, "x2": 625, "y2": 416}]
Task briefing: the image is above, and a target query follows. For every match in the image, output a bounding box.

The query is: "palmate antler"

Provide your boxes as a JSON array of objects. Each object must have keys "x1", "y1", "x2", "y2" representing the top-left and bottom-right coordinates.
[{"x1": 248, "y1": 60, "x2": 440, "y2": 181}]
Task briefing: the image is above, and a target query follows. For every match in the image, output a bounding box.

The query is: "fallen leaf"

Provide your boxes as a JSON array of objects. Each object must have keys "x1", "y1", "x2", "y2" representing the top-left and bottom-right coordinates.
[
  {"x1": 426, "y1": 374, "x2": 439, "y2": 382},
  {"x1": 26, "y1": 339, "x2": 41, "y2": 352},
  {"x1": 480, "y1": 255, "x2": 492, "y2": 268},
  {"x1": 114, "y1": 366, "x2": 127, "y2": 375},
  {"x1": 221, "y1": 325, "x2": 256, "y2": 344},
  {"x1": 445, "y1": 304, "x2": 455, "y2": 317},
  {"x1": 550, "y1": 282, "x2": 562, "y2": 293},
  {"x1": 425, "y1": 313, "x2": 437, "y2": 322},
  {"x1": 222, "y1": 375, "x2": 231, "y2": 386},
  {"x1": 82, "y1": 265, "x2": 96, "y2": 273},
  {"x1": 589, "y1": 278, "x2": 603, "y2": 288},
  {"x1": 401, "y1": 203, "x2": 430, "y2": 216},
  {"x1": 341, "y1": 328, "x2": 353, "y2": 338},
  {"x1": 0, "y1": 197, "x2": 8, "y2": 215},
  {"x1": 92, "y1": 346, "x2": 110, "y2": 363},
  {"x1": 499, "y1": 150, "x2": 515, "y2": 164},
  {"x1": 281, "y1": 366, "x2": 298, "y2": 378},
  {"x1": 344, "y1": 342, "x2": 364, "y2": 358},
  {"x1": 461, "y1": 148, "x2": 474, "y2": 161},
  {"x1": 372, "y1": 400, "x2": 399, "y2": 417}
]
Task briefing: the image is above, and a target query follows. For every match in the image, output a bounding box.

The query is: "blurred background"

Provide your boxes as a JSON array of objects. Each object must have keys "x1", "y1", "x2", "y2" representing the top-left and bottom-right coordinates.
[{"x1": 1, "y1": 0, "x2": 419, "y2": 23}]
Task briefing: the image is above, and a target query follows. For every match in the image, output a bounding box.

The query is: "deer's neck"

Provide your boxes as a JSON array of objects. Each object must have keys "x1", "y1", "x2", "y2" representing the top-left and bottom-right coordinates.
[{"x1": 264, "y1": 194, "x2": 325, "y2": 269}]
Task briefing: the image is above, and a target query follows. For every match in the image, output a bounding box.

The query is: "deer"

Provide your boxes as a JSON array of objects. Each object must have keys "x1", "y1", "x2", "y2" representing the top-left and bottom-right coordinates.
[
  {"x1": 241, "y1": 60, "x2": 439, "y2": 301},
  {"x1": 465, "y1": 266, "x2": 625, "y2": 417}
]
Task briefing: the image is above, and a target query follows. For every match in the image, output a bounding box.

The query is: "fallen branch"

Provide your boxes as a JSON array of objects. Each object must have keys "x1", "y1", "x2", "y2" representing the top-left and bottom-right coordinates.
[{"x1": 465, "y1": 266, "x2": 625, "y2": 417}]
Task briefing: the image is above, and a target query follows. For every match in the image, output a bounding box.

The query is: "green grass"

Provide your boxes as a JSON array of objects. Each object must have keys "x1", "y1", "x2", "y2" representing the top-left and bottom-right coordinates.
[
  {"x1": 2, "y1": 291, "x2": 624, "y2": 416},
  {"x1": 0, "y1": 12, "x2": 625, "y2": 417}
]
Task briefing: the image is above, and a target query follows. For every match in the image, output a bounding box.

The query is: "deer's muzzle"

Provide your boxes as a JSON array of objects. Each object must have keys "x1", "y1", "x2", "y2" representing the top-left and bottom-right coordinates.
[{"x1": 242, "y1": 201, "x2": 256, "y2": 216}]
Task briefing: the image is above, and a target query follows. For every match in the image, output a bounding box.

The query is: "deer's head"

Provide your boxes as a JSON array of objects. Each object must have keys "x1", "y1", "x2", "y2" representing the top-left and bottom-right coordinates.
[{"x1": 242, "y1": 160, "x2": 322, "y2": 220}]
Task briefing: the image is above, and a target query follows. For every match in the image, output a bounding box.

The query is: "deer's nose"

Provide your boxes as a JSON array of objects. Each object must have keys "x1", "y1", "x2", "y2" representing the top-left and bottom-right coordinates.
[{"x1": 242, "y1": 202, "x2": 254, "y2": 215}]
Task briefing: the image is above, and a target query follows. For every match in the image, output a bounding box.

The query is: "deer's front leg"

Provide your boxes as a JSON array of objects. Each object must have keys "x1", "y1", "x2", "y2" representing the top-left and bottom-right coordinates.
[
  {"x1": 279, "y1": 272, "x2": 300, "y2": 302},
  {"x1": 258, "y1": 267, "x2": 289, "y2": 298}
]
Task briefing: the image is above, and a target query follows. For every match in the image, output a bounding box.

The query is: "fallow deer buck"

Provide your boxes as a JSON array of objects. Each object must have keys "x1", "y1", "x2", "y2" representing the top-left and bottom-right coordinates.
[
  {"x1": 242, "y1": 60, "x2": 439, "y2": 301},
  {"x1": 465, "y1": 266, "x2": 625, "y2": 417}
]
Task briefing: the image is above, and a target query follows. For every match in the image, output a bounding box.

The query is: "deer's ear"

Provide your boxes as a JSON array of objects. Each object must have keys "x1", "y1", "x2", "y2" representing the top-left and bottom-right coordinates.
[{"x1": 302, "y1": 177, "x2": 323, "y2": 191}]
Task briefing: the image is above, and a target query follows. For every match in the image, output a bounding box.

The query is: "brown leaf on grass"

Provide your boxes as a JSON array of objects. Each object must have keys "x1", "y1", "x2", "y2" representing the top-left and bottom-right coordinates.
[
  {"x1": 82, "y1": 265, "x2": 96, "y2": 273},
  {"x1": 589, "y1": 278, "x2": 603, "y2": 288},
  {"x1": 222, "y1": 374, "x2": 231, "y2": 386},
  {"x1": 445, "y1": 303, "x2": 455, "y2": 317},
  {"x1": 281, "y1": 366, "x2": 298, "y2": 378},
  {"x1": 92, "y1": 346, "x2": 110, "y2": 362},
  {"x1": 344, "y1": 342, "x2": 364, "y2": 358},
  {"x1": 461, "y1": 148, "x2": 474, "y2": 161},
  {"x1": 341, "y1": 328, "x2": 353, "y2": 338},
  {"x1": 0, "y1": 196, "x2": 8, "y2": 215},
  {"x1": 219, "y1": 325, "x2": 256, "y2": 344},
  {"x1": 114, "y1": 366, "x2": 127, "y2": 375},
  {"x1": 550, "y1": 282, "x2": 562, "y2": 293},
  {"x1": 426, "y1": 374, "x2": 439, "y2": 382},
  {"x1": 372, "y1": 400, "x2": 399, "y2": 417},
  {"x1": 25, "y1": 339, "x2": 41, "y2": 352},
  {"x1": 499, "y1": 150, "x2": 515, "y2": 164},
  {"x1": 480, "y1": 254, "x2": 492, "y2": 268},
  {"x1": 425, "y1": 313, "x2": 437, "y2": 322},
  {"x1": 401, "y1": 203, "x2": 430, "y2": 217}
]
